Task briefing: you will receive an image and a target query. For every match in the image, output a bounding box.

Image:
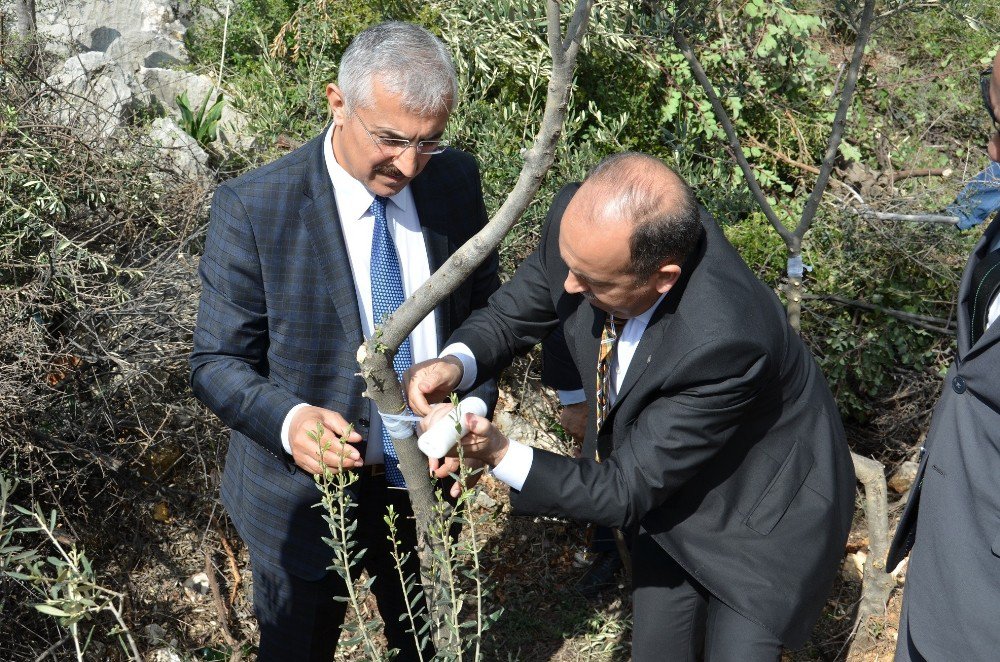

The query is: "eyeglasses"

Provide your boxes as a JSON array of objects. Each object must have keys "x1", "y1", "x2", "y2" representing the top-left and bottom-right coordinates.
[
  {"x1": 354, "y1": 112, "x2": 449, "y2": 156},
  {"x1": 981, "y1": 68, "x2": 1000, "y2": 134}
]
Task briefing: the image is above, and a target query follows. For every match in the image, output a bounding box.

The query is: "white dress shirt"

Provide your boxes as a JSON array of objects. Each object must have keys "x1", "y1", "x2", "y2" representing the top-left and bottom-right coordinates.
[
  {"x1": 281, "y1": 124, "x2": 438, "y2": 462},
  {"x1": 445, "y1": 293, "x2": 668, "y2": 491},
  {"x1": 987, "y1": 234, "x2": 1000, "y2": 331}
]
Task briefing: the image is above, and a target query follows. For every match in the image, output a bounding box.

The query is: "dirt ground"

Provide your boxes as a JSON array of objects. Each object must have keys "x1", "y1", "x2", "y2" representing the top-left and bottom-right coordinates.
[{"x1": 99, "y1": 380, "x2": 913, "y2": 662}]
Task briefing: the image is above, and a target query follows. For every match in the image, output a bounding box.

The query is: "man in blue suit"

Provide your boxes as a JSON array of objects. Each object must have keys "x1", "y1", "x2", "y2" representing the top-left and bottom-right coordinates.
[{"x1": 190, "y1": 22, "x2": 499, "y2": 660}]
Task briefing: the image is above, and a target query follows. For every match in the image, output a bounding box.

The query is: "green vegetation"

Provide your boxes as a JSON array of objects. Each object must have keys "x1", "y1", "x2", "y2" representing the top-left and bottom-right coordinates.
[
  {"x1": 176, "y1": 90, "x2": 226, "y2": 145},
  {"x1": 3, "y1": 0, "x2": 1000, "y2": 658}
]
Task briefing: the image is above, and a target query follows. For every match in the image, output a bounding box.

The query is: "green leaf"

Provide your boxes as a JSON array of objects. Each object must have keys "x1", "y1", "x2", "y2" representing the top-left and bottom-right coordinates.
[{"x1": 35, "y1": 604, "x2": 70, "y2": 617}]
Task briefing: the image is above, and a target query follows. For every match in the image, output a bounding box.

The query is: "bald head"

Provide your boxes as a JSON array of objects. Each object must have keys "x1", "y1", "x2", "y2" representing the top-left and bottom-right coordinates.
[{"x1": 569, "y1": 153, "x2": 702, "y2": 280}]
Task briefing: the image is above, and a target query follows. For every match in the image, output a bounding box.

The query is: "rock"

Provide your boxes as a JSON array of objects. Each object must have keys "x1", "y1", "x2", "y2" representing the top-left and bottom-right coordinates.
[
  {"x1": 841, "y1": 550, "x2": 867, "y2": 583},
  {"x1": 140, "y1": 67, "x2": 216, "y2": 115},
  {"x1": 183, "y1": 571, "x2": 210, "y2": 600},
  {"x1": 146, "y1": 648, "x2": 182, "y2": 662},
  {"x1": 475, "y1": 490, "x2": 497, "y2": 510},
  {"x1": 105, "y1": 31, "x2": 188, "y2": 71},
  {"x1": 148, "y1": 117, "x2": 210, "y2": 181},
  {"x1": 44, "y1": 52, "x2": 143, "y2": 140},
  {"x1": 888, "y1": 460, "x2": 919, "y2": 494},
  {"x1": 143, "y1": 623, "x2": 168, "y2": 644},
  {"x1": 37, "y1": 0, "x2": 184, "y2": 56}
]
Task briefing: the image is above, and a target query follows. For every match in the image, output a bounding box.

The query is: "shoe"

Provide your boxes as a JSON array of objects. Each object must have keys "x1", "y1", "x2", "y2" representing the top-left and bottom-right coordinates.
[{"x1": 575, "y1": 551, "x2": 622, "y2": 598}]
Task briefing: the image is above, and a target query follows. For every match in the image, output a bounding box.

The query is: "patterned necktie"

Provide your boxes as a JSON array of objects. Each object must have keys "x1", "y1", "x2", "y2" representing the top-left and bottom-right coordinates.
[
  {"x1": 595, "y1": 315, "x2": 626, "y2": 436},
  {"x1": 370, "y1": 195, "x2": 411, "y2": 487}
]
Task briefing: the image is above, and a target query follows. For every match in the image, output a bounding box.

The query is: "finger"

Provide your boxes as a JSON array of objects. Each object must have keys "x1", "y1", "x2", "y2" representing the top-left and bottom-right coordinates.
[
  {"x1": 419, "y1": 403, "x2": 455, "y2": 434},
  {"x1": 321, "y1": 442, "x2": 362, "y2": 469},
  {"x1": 451, "y1": 482, "x2": 461, "y2": 499},
  {"x1": 463, "y1": 413, "x2": 492, "y2": 438},
  {"x1": 319, "y1": 411, "x2": 362, "y2": 442}
]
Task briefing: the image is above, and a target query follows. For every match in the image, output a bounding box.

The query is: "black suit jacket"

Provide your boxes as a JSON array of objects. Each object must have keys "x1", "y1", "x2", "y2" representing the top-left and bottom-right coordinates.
[
  {"x1": 450, "y1": 184, "x2": 856, "y2": 647},
  {"x1": 190, "y1": 131, "x2": 499, "y2": 580}
]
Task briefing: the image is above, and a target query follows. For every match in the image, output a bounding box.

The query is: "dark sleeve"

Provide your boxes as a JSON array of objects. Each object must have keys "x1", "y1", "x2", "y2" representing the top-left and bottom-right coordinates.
[
  {"x1": 511, "y1": 336, "x2": 775, "y2": 531},
  {"x1": 541, "y1": 323, "x2": 583, "y2": 391},
  {"x1": 189, "y1": 184, "x2": 303, "y2": 458}
]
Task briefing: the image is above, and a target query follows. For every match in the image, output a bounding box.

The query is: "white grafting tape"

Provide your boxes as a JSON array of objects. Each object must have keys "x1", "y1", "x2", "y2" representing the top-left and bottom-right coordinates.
[{"x1": 417, "y1": 397, "x2": 488, "y2": 459}]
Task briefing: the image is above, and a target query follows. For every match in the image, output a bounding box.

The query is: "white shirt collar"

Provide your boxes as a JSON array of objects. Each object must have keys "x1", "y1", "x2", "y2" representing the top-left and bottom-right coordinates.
[
  {"x1": 322, "y1": 124, "x2": 414, "y2": 220},
  {"x1": 625, "y1": 292, "x2": 668, "y2": 330}
]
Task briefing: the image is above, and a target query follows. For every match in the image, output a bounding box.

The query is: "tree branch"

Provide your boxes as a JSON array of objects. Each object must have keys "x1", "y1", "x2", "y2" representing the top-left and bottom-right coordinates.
[
  {"x1": 672, "y1": 20, "x2": 793, "y2": 247},
  {"x1": 795, "y1": 0, "x2": 876, "y2": 239}
]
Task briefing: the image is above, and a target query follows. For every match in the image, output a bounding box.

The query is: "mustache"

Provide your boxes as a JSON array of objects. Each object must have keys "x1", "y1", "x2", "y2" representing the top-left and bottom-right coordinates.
[{"x1": 374, "y1": 164, "x2": 404, "y2": 178}]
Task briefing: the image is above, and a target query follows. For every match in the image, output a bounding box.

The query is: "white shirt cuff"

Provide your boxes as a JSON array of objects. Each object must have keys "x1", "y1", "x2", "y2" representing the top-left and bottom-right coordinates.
[
  {"x1": 490, "y1": 438, "x2": 534, "y2": 492},
  {"x1": 440, "y1": 342, "x2": 477, "y2": 392},
  {"x1": 281, "y1": 402, "x2": 311, "y2": 455},
  {"x1": 557, "y1": 389, "x2": 586, "y2": 406}
]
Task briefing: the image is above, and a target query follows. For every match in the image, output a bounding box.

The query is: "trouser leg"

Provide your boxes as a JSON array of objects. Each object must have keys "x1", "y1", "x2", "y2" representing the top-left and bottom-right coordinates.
[
  {"x1": 250, "y1": 551, "x2": 348, "y2": 662},
  {"x1": 356, "y1": 475, "x2": 435, "y2": 662},
  {"x1": 893, "y1": 588, "x2": 928, "y2": 662},
  {"x1": 703, "y1": 596, "x2": 782, "y2": 662},
  {"x1": 630, "y1": 532, "x2": 707, "y2": 662},
  {"x1": 630, "y1": 531, "x2": 782, "y2": 662}
]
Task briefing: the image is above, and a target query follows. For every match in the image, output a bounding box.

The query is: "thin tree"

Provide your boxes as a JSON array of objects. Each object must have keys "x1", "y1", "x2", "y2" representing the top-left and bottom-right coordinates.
[
  {"x1": 355, "y1": 0, "x2": 594, "y2": 649},
  {"x1": 10, "y1": 0, "x2": 40, "y2": 77},
  {"x1": 670, "y1": 0, "x2": 895, "y2": 650}
]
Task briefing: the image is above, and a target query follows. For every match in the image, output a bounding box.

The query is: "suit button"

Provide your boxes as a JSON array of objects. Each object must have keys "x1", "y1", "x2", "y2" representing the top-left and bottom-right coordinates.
[
  {"x1": 359, "y1": 417, "x2": 370, "y2": 428},
  {"x1": 952, "y1": 376, "x2": 967, "y2": 394}
]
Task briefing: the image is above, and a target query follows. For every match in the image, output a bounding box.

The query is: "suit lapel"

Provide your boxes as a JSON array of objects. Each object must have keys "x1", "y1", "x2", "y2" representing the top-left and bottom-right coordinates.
[
  {"x1": 611, "y1": 299, "x2": 674, "y2": 412},
  {"x1": 300, "y1": 132, "x2": 363, "y2": 346},
  {"x1": 411, "y1": 174, "x2": 452, "y2": 349},
  {"x1": 958, "y1": 219, "x2": 1000, "y2": 361}
]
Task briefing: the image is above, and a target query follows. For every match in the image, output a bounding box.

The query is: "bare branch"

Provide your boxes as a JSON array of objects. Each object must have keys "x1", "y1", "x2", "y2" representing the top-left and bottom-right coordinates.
[
  {"x1": 672, "y1": 23, "x2": 793, "y2": 247},
  {"x1": 794, "y1": 0, "x2": 877, "y2": 239},
  {"x1": 804, "y1": 293, "x2": 955, "y2": 334}
]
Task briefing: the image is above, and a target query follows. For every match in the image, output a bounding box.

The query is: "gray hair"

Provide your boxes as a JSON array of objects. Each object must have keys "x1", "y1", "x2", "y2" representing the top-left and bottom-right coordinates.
[
  {"x1": 584, "y1": 152, "x2": 702, "y2": 279},
  {"x1": 338, "y1": 21, "x2": 458, "y2": 116}
]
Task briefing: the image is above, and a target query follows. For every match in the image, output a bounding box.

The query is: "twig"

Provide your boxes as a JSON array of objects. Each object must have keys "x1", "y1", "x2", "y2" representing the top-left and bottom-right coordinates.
[
  {"x1": 216, "y1": 526, "x2": 242, "y2": 607},
  {"x1": 803, "y1": 293, "x2": 955, "y2": 334},
  {"x1": 204, "y1": 547, "x2": 240, "y2": 659},
  {"x1": 33, "y1": 634, "x2": 70, "y2": 662}
]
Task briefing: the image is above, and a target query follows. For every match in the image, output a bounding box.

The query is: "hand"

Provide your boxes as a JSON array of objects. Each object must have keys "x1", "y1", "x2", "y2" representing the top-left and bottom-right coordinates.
[
  {"x1": 404, "y1": 356, "x2": 464, "y2": 415},
  {"x1": 421, "y1": 404, "x2": 489, "y2": 499},
  {"x1": 559, "y1": 402, "x2": 588, "y2": 450},
  {"x1": 288, "y1": 406, "x2": 363, "y2": 475},
  {"x1": 456, "y1": 412, "x2": 510, "y2": 468}
]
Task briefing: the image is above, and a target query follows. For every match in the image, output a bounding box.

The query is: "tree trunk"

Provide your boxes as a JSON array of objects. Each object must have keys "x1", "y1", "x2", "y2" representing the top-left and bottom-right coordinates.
[{"x1": 12, "y1": 0, "x2": 40, "y2": 76}]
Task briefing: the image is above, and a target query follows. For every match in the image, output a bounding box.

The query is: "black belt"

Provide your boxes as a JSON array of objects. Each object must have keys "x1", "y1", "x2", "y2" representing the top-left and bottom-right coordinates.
[{"x1": 359, "y1": 463, "x2": 386, "y2": 478}]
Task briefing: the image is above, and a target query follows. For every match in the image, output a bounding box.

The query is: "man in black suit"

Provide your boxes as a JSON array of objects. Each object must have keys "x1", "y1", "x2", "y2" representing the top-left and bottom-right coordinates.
[
  {"x1": 887, "y1": 50, "x2": 1000, "y2": 661},
  {"x1": 190, "y1": 22, "x2": 500, "y2": 661},
  {"x1": 408, "y1": 153, "x2": 856, "y2": 660}
]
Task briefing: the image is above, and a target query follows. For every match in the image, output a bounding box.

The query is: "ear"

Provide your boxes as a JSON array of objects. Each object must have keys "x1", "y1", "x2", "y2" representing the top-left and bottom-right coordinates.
[
  {"x1": 654, "y1": 263, "x2": 682, "y2": 294},
  {"x1": 326, "y1": 84, "x2": 346, "y2": 124}
]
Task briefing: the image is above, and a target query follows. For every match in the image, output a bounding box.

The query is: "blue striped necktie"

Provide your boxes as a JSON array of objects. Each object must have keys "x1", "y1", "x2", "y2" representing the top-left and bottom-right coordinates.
[{"x1": 369, "y1": 195, "x2": 411, "y2": 487}]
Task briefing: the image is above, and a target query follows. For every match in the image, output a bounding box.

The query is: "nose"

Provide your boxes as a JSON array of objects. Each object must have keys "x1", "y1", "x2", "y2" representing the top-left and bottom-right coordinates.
[
  {"x1": 393, "y1": 146, "x2": 422, "y2": 178},
  {"x1": 564, "y1": 271, "x2": 587, "y2": 295}
]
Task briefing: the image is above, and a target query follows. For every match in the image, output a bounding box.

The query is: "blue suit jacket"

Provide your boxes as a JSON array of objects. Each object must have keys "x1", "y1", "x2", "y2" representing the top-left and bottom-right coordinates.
[{"x1": 190, "y1": 131, "x2": 499, "y2": 579}]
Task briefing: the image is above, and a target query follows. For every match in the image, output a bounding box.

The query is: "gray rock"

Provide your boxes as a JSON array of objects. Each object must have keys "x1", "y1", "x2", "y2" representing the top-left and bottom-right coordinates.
[
  {"x1": 44, "y1": 52, "x2": 142, "y2": 140},
  {"x1": 148, "y1": 117, "x2": 210, "y2": 181},
  {"x1": 37, "y1": 0, "x2": 183, "y2": 55},
  {"x1": 146, "y1": 649, "x2": 182, "y2": 662},
  {"x1": 104, "y1": 30, "x2": 188, "y2": 72},
  {"x1": 139, "y1": 67, "x2": 216, "y2": 116}
]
